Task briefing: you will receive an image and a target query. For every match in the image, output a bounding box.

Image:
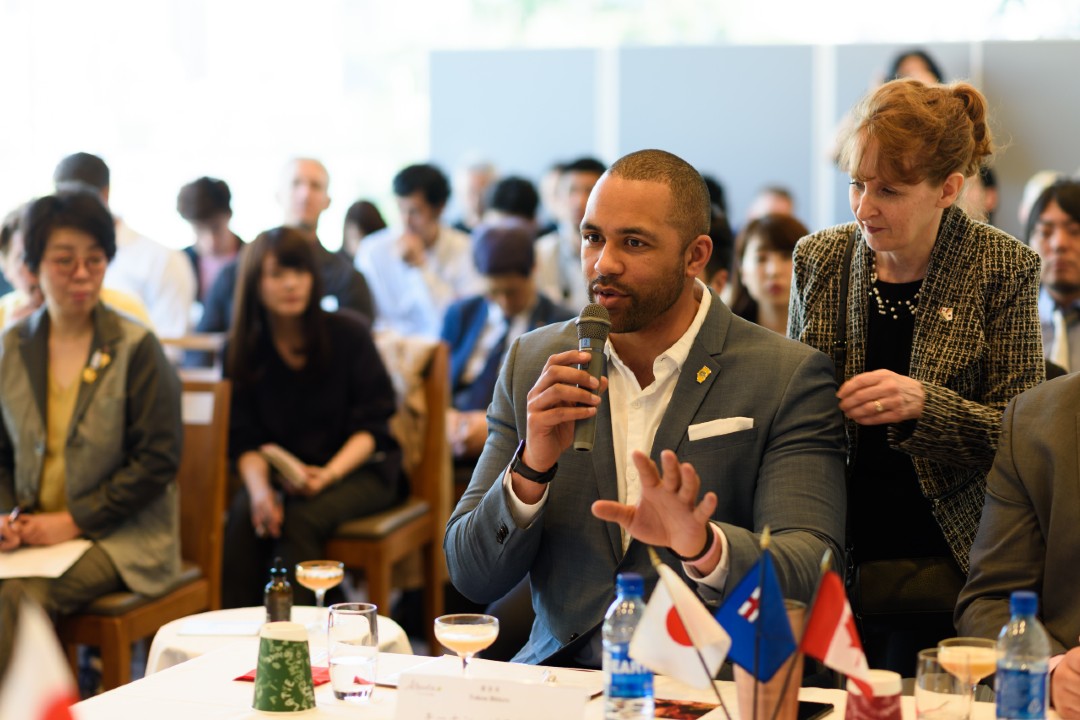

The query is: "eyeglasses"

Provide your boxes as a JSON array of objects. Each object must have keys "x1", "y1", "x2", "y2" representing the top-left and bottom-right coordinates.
[{"x1": 42, "y1": 253, "x2": 108, "y2": 275}]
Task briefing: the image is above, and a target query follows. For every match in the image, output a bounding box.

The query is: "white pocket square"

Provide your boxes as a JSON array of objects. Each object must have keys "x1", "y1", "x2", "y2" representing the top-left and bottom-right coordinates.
[{"x1": 688, "y1": 417, "x2": 754, "y2": 441}]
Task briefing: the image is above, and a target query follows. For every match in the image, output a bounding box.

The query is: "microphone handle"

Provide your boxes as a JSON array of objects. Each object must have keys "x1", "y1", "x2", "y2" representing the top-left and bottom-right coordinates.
[{"x1": 573, "y1": 344, "x2": 605, "y2": 451}]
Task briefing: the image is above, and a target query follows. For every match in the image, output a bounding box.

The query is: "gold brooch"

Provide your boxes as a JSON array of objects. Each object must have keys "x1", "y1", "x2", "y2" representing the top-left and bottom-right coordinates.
[
  {"x1": 82, "y1": 349, "x2": 113, "y2": 384},
  {"x1": 939, "y1": 307, "x2": 954, "y2": 322},
  {"x1": 696, "y1": 366, "x2": 712, "y2": 384}
]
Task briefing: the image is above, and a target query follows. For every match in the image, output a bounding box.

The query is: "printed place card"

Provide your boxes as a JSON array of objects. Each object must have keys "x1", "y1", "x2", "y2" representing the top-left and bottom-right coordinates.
[{"x1": 394, "y1": 672, "x2": 590, "y2": 720}]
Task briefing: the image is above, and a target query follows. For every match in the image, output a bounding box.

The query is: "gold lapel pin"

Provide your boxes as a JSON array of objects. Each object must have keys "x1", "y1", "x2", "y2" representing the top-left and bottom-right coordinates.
[
  {"x1": 696, "y1": 366, "x2": 711, "y2": 384},
  {"x1": 82, "y1": 367, "x2": 97, "y2": 384},
  {"x1": 939, "y1": 307, "x2": 954, "y2": 322}
]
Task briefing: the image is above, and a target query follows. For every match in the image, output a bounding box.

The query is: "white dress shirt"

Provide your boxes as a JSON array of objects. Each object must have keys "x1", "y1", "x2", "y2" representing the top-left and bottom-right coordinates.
[{"x1": 355, "y1": 225, "x2": 481, "y2": 338}]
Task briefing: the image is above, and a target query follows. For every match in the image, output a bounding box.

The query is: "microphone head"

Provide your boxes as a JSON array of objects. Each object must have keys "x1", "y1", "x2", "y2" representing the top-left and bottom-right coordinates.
[{"x1": 576, "y1": 303, "x2": 612, "y2": 342}]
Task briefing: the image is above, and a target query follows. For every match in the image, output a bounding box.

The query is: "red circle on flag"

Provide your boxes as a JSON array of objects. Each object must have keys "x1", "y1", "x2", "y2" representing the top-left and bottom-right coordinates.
[{"x1": 665, "y1": 607, "x2": 692, "y2": 646}]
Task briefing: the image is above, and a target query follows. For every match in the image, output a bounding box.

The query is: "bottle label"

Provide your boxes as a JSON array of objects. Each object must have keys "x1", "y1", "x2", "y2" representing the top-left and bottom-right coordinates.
[
  {"x1": 996, "y1": 667, "x2": 1047, "y2": 720},
  {"x1": 265, "y1": 592, "x2": 292, "y2": 623},
  {"x1": 604, "y1": 642, "x2": 653, "y2": 699}
]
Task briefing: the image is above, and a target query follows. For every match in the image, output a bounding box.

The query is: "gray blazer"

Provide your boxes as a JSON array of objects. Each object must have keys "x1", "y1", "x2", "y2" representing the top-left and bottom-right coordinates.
[
  {"x1": 956, "y1": 373, "x2": 1080, "y2": 656},
  {"x1": 789, "y1": 204, "x2": 1044, "y2": 571},
  {"x1": 0, "y1": 304, "x2": 182, "y2": 597},
  {"x1": 445, "y1": 292, "x2": 846, "y2": 665}
]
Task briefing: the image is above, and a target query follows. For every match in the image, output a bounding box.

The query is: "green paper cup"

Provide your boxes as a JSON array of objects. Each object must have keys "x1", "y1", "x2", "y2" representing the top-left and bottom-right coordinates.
[{"x1": 252, "y1": 621, "x2": 316, "y2": 714}]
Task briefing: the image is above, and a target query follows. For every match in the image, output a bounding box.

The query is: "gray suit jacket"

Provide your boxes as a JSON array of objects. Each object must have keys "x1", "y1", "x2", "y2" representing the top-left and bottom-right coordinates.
[
  {"x1": 0, "y1": 304, "x2": 182, "y2": 597},
  {"x1": 956, "y1": 373, "x2": 1080, "y2": 655},
  {"x1": 444, "y1": 292, "x2": 846, "y2": 665}
]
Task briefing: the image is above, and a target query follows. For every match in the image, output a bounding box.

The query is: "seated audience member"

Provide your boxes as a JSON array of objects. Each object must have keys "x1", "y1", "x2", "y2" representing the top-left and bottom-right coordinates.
[
  {"x1": 703, "y1": 204, "x2": 735, "y2": 298},
  {"x1": 445, "y1": 149, "x2": 845, "y2": 667},
  {"x1": 221, "y1": 227, "x2": 403, "y2": 607},
  {"x1": 0, "y1": 205, "x2": 151, "y2": 329},
  {"x1": 1029, "y1": 179, "x2": 1080, "y2": 374},
  {"x1": 53, "y1": 152, "x2": 196, "y2": 339},
  {"x1": 958, "y1": 166, "x2": 1000, "y2": 226},
  {"x1": 340, "y1": 199, "x2": 387, "y2": 263},
  {"x1": 0, "y1": 191, "x2": 182, "y2": 672},
  {"x1": 534, "y1": 157, "x2": 607, "y2": 312},
  {"x1": 482, "y1": 176, "x2": 540, "y2": 231},
  {"x1": 745, "y1": 185, "x2": 796, "y2": 222},
  {"x1": 442, "y1": 223, "x2": 574, "y2": 459},
  {"x1": 198, "y1": 158, "x2": 374, "y2": 334},
  {"x1": 729, "y1": 214, "x2": 808, "y2": 335},
  {"x1": 1019, "y1": 170, "x2": 1065, "y2": 229},
  {"x1": 535, "y1": 161, "x2": 565, "y2": 238},
  {"x1": 955, "y1": 372, "x2": 1080, "y2": 718},
  {"x1": 701, "y1": 173, "x2": 729, "y2": 216},
  {"x1": 887, "y1": 48, "x2": 945, "y2": 84},
  {"x1": 451, "y1": 161, "x2": 497, "y2": 234},
  {"x1": 177, "y1": 177, "x2": 243, "y2": 309},
  {"x1": 355, "y1": 163, "x2": 480, "y2": 338}
]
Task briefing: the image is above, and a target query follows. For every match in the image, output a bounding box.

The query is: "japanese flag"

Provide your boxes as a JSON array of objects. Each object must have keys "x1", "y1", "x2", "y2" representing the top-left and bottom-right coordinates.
[
  {"x1": 800, "y1": 570, "x2": 873, "y2": 696},
  {"x1": 629, "y1": 563, "x2": 731, "y2": 689},
  {"x1": 0, "y1": 598, "x2": 77, "y2": 719}
]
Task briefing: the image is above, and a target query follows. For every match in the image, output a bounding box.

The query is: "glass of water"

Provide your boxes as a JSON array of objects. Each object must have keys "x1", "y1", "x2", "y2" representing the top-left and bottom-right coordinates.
[
  {"x1": 916, "y1": 648, "x2": 972, "y2": 720},
  {"x1": 328, "y1": 602, "x2": 379, "y2": 703}
]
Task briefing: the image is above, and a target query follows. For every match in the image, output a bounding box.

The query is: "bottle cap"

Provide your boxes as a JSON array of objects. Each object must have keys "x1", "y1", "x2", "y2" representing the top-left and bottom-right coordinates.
[
  {"x1": 616, "y1": 572, "x2": 644, "y2": 596},
  {"x1": 1010, "y1": 591, "x2": 1038, "y2": 615}
]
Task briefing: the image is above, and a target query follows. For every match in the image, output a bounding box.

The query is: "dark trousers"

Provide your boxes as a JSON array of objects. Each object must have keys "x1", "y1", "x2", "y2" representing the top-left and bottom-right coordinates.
[{"x1": 221, "y1": 469, "x2": 399, "y2": 608}]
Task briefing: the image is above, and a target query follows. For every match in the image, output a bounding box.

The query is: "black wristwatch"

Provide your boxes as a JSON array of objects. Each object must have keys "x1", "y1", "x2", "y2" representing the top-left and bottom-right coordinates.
[{"x1": 509, "y1": 439, "x2": 558, "y2": 484}]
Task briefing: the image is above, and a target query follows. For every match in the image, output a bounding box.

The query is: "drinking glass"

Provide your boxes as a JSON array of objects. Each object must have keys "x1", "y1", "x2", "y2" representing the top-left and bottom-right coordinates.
[
  {"x1": 328, "y1": 602, "x2": 379, "y2": 703},
  {"x1": 295, "y1": 559, "x2": 345, "y2": 608},
  {"x1": 434, "y1": 613, "x2": 499, "y2": 675},
  {"x1": 915, "y1": 648, "x2": 974, "y2": 720},
  {"x1": 938, "y1": 637, "x2": 997, "y2": 718}
]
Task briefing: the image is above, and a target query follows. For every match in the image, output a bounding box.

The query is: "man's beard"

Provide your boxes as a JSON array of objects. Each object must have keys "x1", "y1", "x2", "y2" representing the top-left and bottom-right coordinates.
[
  {"x1": 587, "y1": 260, "x2": 685, "y2": 334},
  {"x1": 1048, "y1": 278, "x2": 1080, "y2": 297}
]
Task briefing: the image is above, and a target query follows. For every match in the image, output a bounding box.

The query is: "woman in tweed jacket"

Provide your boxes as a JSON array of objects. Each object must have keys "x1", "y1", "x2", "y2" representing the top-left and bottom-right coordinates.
[{"x1": 789, "y1": 79, "x2": 1043, "y2": 673}]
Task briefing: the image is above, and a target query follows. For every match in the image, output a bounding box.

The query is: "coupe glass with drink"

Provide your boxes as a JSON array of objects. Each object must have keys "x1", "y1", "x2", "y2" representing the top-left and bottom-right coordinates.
[
  {"x1": 937, "y1": 637, "x2": 997, "y2": 718},
  {"x1": 295, "y1": 559, "x2": 345, "y2": 608},
  {"x1": 434, "y1": 613, "x2": 499, "y2": 674},
  {"x1": 328, "y1": 602, "x2": 379, "y2": 703}
]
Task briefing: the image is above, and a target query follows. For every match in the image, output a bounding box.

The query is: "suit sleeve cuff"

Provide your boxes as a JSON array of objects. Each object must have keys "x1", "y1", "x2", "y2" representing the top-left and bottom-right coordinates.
[{"x1": 501, "y1": 465, "x2": 548, "y2": 528}]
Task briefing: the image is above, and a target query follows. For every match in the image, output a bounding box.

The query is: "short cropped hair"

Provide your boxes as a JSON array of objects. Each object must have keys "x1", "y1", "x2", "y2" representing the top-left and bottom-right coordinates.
[
  {"x1": 177, "y1": 177, "x2": 232, "y2": 222},
  {"x1": 53, "y1": 152, "x2": 110, "y2": 192},
  {"x1": 21, "y1": 191, "x2": 116, "y2": 274},
  {"x1": 838, "y1": 79, "x2": 993, "y2": 187},
  {"x1": 562, "y1": 157, "x2": 606, "y2": 177},
  {"x1": 485, "y1": 176, "x2": 539, "y2": 221},
  {"x1": 393, "y1": 164, "x2": 451, "y2": 208},
  {"x1": 608, "y1": 149, "x2": 711, "y2": 241}
]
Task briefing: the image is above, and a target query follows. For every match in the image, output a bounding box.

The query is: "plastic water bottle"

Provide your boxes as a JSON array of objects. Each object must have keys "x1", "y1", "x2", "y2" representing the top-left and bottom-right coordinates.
[
  {"x1": 602, "y1": 572, "x2": 654, "y2": 720},
  {"x1": 996, "y1": 591, "x2": 1049, "y2": 720}
]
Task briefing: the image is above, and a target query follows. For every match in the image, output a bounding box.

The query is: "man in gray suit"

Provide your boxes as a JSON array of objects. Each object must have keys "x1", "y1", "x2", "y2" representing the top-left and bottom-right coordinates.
[
  {"x1": 444, "y1": 149, "x2": 846, "y2": 667},
  {"x1": 956, "y1": 374, "x2": 1080, "y2": 718}
]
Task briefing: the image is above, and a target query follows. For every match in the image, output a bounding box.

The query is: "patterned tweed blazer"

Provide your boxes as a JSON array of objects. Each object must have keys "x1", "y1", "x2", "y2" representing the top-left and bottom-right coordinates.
[{"x1": 789, "y1": 204, "x2": 1044, "y2": 571}]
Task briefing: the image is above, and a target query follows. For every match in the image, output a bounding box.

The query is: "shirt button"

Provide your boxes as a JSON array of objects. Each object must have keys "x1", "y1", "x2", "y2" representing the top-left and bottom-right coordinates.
[
  {"x1": 628, "y1": 470, "x2": 638, "y2": 482},
  {"x1": 632, "y1": 400, "x2": 641, "y2": 409}
]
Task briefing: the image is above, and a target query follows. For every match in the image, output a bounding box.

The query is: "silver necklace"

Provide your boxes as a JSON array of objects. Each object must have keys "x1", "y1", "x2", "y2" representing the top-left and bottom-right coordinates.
[{"x1": 869, "y1": 253, "x2": 920, "y2": 319}]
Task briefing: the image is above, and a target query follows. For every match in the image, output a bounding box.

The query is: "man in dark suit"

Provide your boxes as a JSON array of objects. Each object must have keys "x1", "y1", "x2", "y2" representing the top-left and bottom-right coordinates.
[
  {"x1": 956, "y1": 374, "x2": 1080, "y2": 718},
  {"x1": 442, "y1": 222, "x2": 574, "y2": 459},
  {"x1": 444, "y1": 149, "x2": 846, "y2": 667}
]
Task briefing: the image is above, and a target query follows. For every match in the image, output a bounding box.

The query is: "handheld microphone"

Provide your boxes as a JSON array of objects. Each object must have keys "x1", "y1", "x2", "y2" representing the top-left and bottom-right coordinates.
[{"x1": 573, "y1": 303, "x2": 611, "y2": 452}]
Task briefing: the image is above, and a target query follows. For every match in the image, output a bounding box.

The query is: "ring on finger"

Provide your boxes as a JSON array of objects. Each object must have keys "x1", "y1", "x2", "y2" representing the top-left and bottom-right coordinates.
[{"x1": 873, "y1": 399, "x2": 885, "y2": 414}]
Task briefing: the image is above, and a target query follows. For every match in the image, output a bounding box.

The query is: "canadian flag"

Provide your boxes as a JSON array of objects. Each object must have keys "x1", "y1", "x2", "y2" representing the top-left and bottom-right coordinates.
[
  {"x1": 629, "y1": 564, "x2": 731, "y2": 689},
  {"x1": 0, "y1": 599, "x2": 77, "y2": 720},
  {"x1": 800, "y1": 570, "x2": 873, "y2": 696}
]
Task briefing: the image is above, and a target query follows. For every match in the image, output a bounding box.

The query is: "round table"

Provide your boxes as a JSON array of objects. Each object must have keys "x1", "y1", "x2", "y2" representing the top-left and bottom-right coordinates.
[{"x1": 146, "y1": 605, "x2": 412, "y2": 675}]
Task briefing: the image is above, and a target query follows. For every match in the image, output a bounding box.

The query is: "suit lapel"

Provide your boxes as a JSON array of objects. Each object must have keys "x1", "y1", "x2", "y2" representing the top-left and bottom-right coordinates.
[
  {"x1": 69, "y1": 305, "x2": 124, "y2": 436},
  {"x1": 591, "y1": 385, "x2": 623, "y2": 559},
  {"x1": 650, "y1": 294, "x2": 726, "y2": 462},
  {"x1": 17, "y1": 309, "x2": 50, "y2": 427}
]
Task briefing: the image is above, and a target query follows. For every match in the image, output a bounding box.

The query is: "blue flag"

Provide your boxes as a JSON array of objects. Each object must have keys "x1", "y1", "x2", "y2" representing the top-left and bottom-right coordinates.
[{"x1": 714, "y1": 550, "x2": 796, "y2": 681}]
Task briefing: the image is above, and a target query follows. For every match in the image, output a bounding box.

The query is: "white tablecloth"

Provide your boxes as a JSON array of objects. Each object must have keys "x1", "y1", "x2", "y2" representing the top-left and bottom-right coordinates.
[
  {"x1": 145, "y1": 605, "x2": 411, "y2": 675},
  {"x1": 75, "y1": 640, "x2": 1001, "y2": 720}
]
